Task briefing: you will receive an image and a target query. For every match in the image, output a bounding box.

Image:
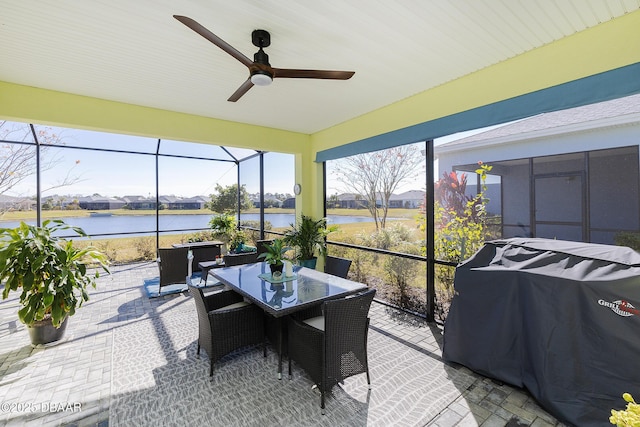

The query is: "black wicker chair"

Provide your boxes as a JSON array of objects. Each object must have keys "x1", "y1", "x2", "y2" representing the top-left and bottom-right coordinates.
[
  {"x1": 188, "y1": 281, "x2": 265, "y2": 377},
  {"x1": 324, "y1": 256, "x2": 352, "y2": 279},
  {"x1": 256, "y1": 239, "x2": 273, "y2": 256},
  {"x1": 157, "y1": 247, "x2": 191, "y2": 289},
  {"x1": 287, "y1": 288, "x2": 376, "y2": 413},
  {"x1": 190, "y1": 245, "x2": 222, "y2": 272},
  {"x1": 223, "y1": 251, "x2": 259, "y2": 266}
]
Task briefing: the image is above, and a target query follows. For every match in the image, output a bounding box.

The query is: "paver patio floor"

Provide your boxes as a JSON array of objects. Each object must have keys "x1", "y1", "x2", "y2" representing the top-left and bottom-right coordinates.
[{"x1": 0, "y1": 262, "x2": 563, "y2": 426}]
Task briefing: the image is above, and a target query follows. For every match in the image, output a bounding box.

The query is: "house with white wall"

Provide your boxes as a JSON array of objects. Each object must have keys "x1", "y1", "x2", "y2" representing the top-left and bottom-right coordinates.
[
  {"x1": 435, "y1": 94, "x2": 640, "y2": 245},
  {"x1": 389, "y1": 190, "x2": 426, "y2": 208}
]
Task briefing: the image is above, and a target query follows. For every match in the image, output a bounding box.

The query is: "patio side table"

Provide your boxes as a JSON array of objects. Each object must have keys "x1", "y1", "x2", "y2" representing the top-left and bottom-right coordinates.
[{"x1": 198, "y1": 260, "x2": 225, "y2": 285}]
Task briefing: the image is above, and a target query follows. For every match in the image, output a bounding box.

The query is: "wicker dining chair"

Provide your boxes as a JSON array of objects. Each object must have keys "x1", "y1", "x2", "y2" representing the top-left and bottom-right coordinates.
[
  {"x1": 223, "y1": 251, "x2": 259, "y2": 266},
  {"x1": 324, "y1": 255, "x2": 352, "y2": 279},
  {"x1": 188, "y1": 280, "x2": 265, "y2": 377},
  {"x1": 287, "y1": 288, "x2": 376, "y2": 414},
  {"x1": 157, "y1": 247, "x2": 191, "y2": 289},
  {"x1": 190, "y1": 245, "x2": 222, "y2": 272},
  {"x1": 256, "y1": 239, "x2": 273, "y2": 256}
]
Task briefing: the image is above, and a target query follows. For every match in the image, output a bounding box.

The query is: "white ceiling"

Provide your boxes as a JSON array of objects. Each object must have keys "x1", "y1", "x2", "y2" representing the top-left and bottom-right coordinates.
[{"x1": 1, "y1": 1, "x2": 639, "y2": 134}]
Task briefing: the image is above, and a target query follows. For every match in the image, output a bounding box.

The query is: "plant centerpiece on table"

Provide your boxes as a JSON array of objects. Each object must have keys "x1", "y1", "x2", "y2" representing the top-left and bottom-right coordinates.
[
  {"x1": 257, "y1": 238, "x2": 290, "y2": 275},
  {"x1": 0, "y1": 220, "x2": 110, "y2": 345},
  {"x1": 284, "y1": 214, "x2": 337, "y2": 269}
]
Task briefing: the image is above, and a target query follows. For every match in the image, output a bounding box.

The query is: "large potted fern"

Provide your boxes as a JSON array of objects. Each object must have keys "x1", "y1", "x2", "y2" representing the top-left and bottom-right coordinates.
[
  {"x1": 284, "y1": 214, "x2": 336, "y2": 269},
  {"x1": 0, "y1": 220, "x2": 109, "y2": 345}
]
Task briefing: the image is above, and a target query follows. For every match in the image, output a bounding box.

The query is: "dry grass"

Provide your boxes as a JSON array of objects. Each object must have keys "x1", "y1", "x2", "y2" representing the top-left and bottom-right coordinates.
[
  {"x1": 21, "y1": 209, "x2": 424, "y2": 266},
  {"x1": 73, "y1": 234, "x2": 194, "y2": 264},
  {"x1": 329, "y1": 219, "x2": 422, "y2": 241}
]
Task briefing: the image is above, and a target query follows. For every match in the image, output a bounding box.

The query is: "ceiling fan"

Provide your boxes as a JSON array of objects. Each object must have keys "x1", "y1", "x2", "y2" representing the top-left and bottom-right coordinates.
[{"x1": 173, "y1": 15, "x2": 355, "y2": 102}]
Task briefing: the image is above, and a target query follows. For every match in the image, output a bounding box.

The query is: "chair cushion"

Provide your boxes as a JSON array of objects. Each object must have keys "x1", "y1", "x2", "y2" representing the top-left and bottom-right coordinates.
[
  {"x1": 303, "y1": 315, "x2": 325, "y2": 331},
  {"x1": 212, "y1": 301, "x2": 250, "y2": 312}
]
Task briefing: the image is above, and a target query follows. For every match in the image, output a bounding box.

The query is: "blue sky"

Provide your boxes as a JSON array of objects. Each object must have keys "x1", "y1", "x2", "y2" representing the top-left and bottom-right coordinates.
[
  {"x1": 4, "y1": 120, "x2": 499, "y2": 200},
  {"x1": 6, "y1": 124, "x2": 295, "y2": 199}
]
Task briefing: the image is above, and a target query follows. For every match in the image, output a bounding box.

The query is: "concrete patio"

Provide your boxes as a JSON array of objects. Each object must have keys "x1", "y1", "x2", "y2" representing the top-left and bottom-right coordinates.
[{"x1": 0, "y1": 262, "x2": 564, "y2": 426}]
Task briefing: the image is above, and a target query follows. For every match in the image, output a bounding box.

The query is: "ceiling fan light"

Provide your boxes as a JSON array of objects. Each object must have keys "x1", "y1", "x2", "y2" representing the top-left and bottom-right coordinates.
[{"x1": 250, "y1": 71, "x2": 272, "y2": 86}]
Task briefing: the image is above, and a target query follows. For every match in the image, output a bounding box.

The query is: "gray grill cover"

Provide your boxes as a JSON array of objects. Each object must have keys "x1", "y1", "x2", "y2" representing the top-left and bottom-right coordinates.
[{"x1": 443, "y1": 238, "x2": 640, "y2": 427}]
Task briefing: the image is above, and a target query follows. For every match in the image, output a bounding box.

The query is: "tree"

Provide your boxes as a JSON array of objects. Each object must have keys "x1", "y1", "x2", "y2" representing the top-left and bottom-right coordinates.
[
  {"x1": 207, "y1": 183, "x2": 253, "y2": 214},
  {"x1": 0, "y1": 121, "x2": 82, "y2": 212},
  {"x1": 331, "y1": 144, "x2": 424, "y2": 230},
  {"x1": 416, "y1": 162, "x2": 492, "y2": 321},
  {"x1": 419, "y1": 162, "x2": 493, "y2": 262}
]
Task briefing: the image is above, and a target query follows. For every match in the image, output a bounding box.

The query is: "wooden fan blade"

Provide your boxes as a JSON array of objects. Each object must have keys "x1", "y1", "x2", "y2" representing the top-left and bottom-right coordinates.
[
  {"x1": 227, "y1": 79, "x2": 254, "y2": 102},
  {"x1": 272, "y1": 68, "x2": 355, "y2": 80},
  {"x1": 173, "y1": 15, "x2": 253, "y2": 67}
]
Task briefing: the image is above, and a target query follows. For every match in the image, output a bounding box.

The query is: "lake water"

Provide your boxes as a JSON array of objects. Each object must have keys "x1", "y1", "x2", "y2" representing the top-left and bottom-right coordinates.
[{"x1": 0, "y1": 213, "x2": 377, "y2": 238}]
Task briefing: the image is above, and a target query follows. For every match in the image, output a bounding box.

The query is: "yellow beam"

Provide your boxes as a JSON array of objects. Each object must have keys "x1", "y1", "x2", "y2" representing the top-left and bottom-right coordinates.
[{"x1": 0, "y1": 81, "x2": 309, "y2": 154}]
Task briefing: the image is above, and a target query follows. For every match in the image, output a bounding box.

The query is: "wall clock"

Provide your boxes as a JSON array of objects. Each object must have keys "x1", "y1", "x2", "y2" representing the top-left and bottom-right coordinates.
[{"x1": 293, "y1": 184, "x2": 302, "y2": 195}]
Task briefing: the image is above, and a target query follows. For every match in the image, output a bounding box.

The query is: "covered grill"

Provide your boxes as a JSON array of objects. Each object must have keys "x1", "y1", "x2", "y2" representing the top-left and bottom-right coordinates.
[{"x1": 443, "y1": 238, "x2": 640, "y2": 426}]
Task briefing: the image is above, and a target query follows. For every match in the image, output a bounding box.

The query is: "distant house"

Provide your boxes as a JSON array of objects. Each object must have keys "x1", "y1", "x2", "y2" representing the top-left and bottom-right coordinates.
[
  {"x1": 389, "y1": 190, "x2": 426, "y2": 208},
  {"x1": 334, "y1": 193, "x2": 367, "y2": 209},
  {"x1": 126, "y1": 197, "x2": 157, "y2": 210},
  {"x1": 281, "y1": 197, "x2": 295, "y2": 209},
  {"x1": 252, "y1": 194, "x2": 282, "y2": 208},
  {"x1": 122, "y1": 195, "x2": 145, "y2": 203},
  {"x1": 78, "y1": 195, "x2": 126, "y2": 210},
  {"x1": 121, "y1": 195, "x2": 146, "y2": 209},
  {"x1": 436, "y1": 94, "x2": 640, "y2": 245},
  {"x1": 123, "y1": 195, "x2": 207, "y2": 210},
  {"x1": 332, "y1": 191, "x2": 425, "y2": 209},
  {"x1": 0, "y1": 194, "x2": 34, "y2": 211},
  {"x1": 164, "y1": 196, "x2": 207, "y2": 210}
]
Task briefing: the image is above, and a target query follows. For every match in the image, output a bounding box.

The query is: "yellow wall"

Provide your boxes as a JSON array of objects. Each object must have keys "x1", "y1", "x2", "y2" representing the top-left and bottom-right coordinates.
[
  {"x1": 0, "y1": 80, "x2": 317, "y2": 215},
  {"x1": 0, "y1": 81, "x2": 309, "y2": 153}
]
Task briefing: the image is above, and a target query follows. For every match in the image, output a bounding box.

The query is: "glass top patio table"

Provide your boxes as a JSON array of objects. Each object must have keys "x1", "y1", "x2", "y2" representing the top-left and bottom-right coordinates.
[{"x1": 211, "y1": 262, "x2": 368, "y2": 318}]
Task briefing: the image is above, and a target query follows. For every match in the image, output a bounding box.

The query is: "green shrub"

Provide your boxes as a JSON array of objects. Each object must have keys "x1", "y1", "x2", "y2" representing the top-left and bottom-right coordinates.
[
  {"x1": 610, "y1": 393, "x2": 640, "y2": 426},
  {"x1": 417, "y1": 163, "x2": 493, "y2": 320},
  {"x1": 95, "y1": 240, "x2": 118, "y2": 263},
  {"x1": 185, "y1": 230, "x2": 215, "y2": 243},
  {"x1": 240, "y1": 220, "x2": 272, "y2": 245},
  {"x1": 347, "y1": 247, "x2": 374, "y2": 285},
  {"x1": 384, "y1": 242, "x2": 421, "y2": 308},
  {"x1": 614, "y1": 232, "x2": 640, "y2": 252},
  {"x1": 357, "y1": 223, "x2": 415, "y2": 251},
  {"x1": 209, "y1": 214, "x2": 236, "y2": 241},
  {"x1": 133, "y1": 236, "x2": 156, "y2": 261}
]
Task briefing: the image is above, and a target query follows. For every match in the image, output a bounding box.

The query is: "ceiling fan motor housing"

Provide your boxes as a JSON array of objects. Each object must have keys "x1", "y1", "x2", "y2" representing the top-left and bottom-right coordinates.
[
  {"x1": 253, "y1": 48, "x2": 270, "y2": 66},
  {"x1": 251, "y1": 30, "x2": 272, "y2": 82},
  {"x1": 252, "y1": 29, "x2": 270, "y2": 48}
]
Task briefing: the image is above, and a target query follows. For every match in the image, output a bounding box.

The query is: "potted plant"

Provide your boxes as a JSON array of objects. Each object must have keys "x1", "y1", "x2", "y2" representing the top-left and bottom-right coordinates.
[
  {"x1": 209, "y1": 214, "x2": 236, "y2": 242},
  {"x1": 257, "y1": 239, "x2": 290, "y2": 275},
  {"x1": 0, "y1": 220, "x2": 110, "y2": 345},
  {"x1": 228, "y1": 229, "x2": 247, "y2": 253},
  {"x1": 284, "y1": 214, "x2": 337, "y2": 269}
]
